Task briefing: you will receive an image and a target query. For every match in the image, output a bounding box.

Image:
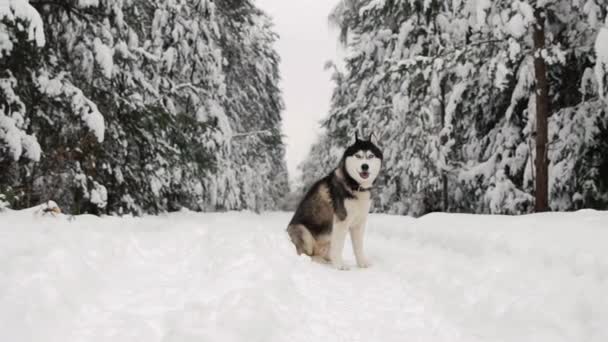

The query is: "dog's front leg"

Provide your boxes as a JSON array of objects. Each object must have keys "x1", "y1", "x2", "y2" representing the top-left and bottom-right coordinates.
[
  {"x1": 351, "y1": 219, "x2": 370, "y2": 268},
  {"x1": 330, "y1": 218, "x2": 350, "y2": 270}
]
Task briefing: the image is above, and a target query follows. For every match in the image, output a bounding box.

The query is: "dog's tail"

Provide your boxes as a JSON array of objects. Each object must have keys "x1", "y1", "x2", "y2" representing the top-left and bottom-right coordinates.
[{"x1": 286, "y1": 224, "x2": 314, "y2": 256}]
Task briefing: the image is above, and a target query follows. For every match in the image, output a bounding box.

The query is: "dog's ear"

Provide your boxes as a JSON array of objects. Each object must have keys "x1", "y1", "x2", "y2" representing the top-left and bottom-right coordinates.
[
  {"x1": 369, "y1": 132, "x2": 375, "y2": 143},
  {"x1": 355, "y1": 131, "x2": 360, "y2": 142}
]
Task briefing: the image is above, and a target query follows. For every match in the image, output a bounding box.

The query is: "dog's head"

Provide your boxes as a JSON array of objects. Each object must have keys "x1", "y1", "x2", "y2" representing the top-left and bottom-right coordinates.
[{"x1": 342, "y1": 132, "x2": 383, "y2": 188}]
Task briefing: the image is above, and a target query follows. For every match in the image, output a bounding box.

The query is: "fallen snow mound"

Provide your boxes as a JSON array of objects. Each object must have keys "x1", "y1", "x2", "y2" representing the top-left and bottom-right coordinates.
[{"x1": 1, "y1": 209, "x2": 607, "y2": 342}]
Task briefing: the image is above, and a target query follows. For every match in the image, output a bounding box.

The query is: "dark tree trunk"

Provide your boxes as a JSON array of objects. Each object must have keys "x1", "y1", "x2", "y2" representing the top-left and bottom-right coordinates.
[
  {"x1": 533, "y1": 7, "x2": 549, "y2": 212},
  {"x1": 440, "y1": 78, "x2": 449, "y2": 212},
  {"x1": 442, "y1": 173, "x2": 448, "y2": 211}
]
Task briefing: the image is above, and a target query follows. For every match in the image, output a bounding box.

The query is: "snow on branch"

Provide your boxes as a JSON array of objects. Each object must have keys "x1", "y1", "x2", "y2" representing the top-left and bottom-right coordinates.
[
  {"x1": 231, "y1": 129, "x2": 274, "y2": 139},
  {"x1": 171, "y1": 83, "x2": 205, "y2": 94},
  {"x1": 0, "y1": 73, "x2": 42, "y2": 162},
  {"x1": 0, "y1": 0, "x2": 46, "y2": 48},
  {"x1": 36, "y1": 72, "x2": 105, "y2": 142},
  {"x1": 595, "y1": 18, "x2": 608, "y2": 99}
]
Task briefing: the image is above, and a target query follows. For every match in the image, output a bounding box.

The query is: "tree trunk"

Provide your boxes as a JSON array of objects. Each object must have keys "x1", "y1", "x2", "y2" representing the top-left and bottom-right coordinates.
[
  {"x1": 442, "y1": 173, "x2": 448, "y2": 211},
  {"x1": 533, "y1": 7, "x2": 549, "y2": 212},
  {"x1": 440, "y1": 78, "x2": 449, "y2": 212}
]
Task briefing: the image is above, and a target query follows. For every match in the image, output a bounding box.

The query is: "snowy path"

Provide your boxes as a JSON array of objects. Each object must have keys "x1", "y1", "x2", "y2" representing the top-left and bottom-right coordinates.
[{"x1": 1, "y1": 209, "x2": 607, "y2": 342}]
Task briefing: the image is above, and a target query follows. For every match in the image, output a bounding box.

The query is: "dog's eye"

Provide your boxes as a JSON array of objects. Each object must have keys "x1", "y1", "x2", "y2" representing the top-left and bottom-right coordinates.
[
  {"x1": 355, "y1": 154, "x2": 363, "y2": 159},
  {"x1": 367, "y1": 154, "x2": 375, "y2": 159}
]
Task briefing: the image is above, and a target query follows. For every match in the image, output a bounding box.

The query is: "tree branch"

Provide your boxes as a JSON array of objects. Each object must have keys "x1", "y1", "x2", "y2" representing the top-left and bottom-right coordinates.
[
  {"x1": 30, "y1": 0, "x2": 92, "y2": 22},
  {"x1": 231, "y1": 129, "x2": 274, "y2": 138}
]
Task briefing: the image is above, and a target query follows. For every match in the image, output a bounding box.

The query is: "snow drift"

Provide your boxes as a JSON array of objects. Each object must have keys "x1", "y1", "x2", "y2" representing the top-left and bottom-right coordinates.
[{"x1": 0, "y1": 208, "x2": 607, "y2": 341}]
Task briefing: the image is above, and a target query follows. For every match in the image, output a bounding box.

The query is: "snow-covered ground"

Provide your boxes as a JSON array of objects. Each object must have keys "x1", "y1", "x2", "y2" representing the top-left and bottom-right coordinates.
[{"x1": 1, "y1": 208, "x2": 607, "y2": 342}]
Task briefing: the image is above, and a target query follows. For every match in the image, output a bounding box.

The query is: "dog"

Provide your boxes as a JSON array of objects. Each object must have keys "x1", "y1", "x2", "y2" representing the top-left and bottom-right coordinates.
[{"x1": 287, "y1": 133, "x2": 382, "y2": 270}]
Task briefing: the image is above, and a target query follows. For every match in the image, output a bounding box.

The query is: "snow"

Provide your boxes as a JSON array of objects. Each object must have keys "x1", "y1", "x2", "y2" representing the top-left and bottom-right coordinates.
[
  {"x1": 0, "y1": 29, "x2": 13, "y2": 58},
  {"x1": 459, "y1": 153, "x2": 498, "y2": 183},
  {"x1": 150, "y1": 176, "x2": 163, "y2": 197},
  {"x1": 546, "y1": 100, "x2": 606, "y2": 210},
  {"x1": 485, "y1": 170, "x2": 534, "y2": 213},
  {"x1": 475, "y1": 0, "x2": 491, "y2": 28},
  {"x1": 506, "y1": 1, "x2": 535, "y2": 38},
  {"x1": 513, "y1": 1, "x2": 534, "y2": 24},
  {"x1": 594, "y1": 19, "x2": 608, "y2": 98},
  {"x1": 505, "y1": 56, "x2": 534, "y2": 120},
  {"x1": 1, "y1": 209, "x2": 607, "y2": 342},
  {"x1": 93, "y1": 38, "x2": 114, "y2": 78},
  {"x1": 162, "y1": 47, "x2": 177, "y2": 72},
  {"x1": 507, "y1": 38, "x2": 521, "y2": 61},
  {"x1": 196, "y1": 100, "x2": 232, "y2": 141},
  {"x1": 493, "y1": 60, "x2": 511, "y2": 90},
  {"x1": 0, "y1": 74, "x2": 40, "y2": 161},
  {"x1": 580, "y1": 67, "x2": 596, "y2": 97},
  {"x1": 77, "y1": 0, "x2": 99, "y2": 8},
  {"x1": 0, "y1": 194, "x2": 7, "y2": 210},
  {"x1": 73, "y1": 91, "x2": 105, "y2": 142},
  {"x1": 445, "y1": 82, "x2": 467, "y2": 126},
  {"x1": 507, "y1": 13, "x2": 527, "y2": 38},
  {"x1": 20, "y1": 133, "x2": 41, "y2": 161},
  {"x1": 113, "y1": 40, "x2": 133, "y2": 60},
  {"x1": 392, "y1": 19, "x2": 414, "y2": 60},
  {"x1": 583, "y1": 0, "x2": 602, "y2": 26},
  {"x1": 359, "y1": 0, "x2": 386, "y2": 16},
  {"x1": 0, "y1": 113, "x2": 23, "y2": 160},
  {"x1": 36, "y1": 72, "x2": 106, "y2": 142},
  {"x1": 89, "y1": 182, "x2": 108, "y2": 209},
  {"x1": 0, "y1": 0, "x2": 45, "y2": 48}
]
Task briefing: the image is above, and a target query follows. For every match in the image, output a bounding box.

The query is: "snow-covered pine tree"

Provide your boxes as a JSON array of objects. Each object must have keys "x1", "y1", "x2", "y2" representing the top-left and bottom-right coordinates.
[
  {"x1": 1, "y1": 0, "x2": 103, "y2": 211},
  {"x1": 211, "y1": 1, "x2": 288, "y2": 212},
  {"x1": 302, "y1": 0, "x2": 471, "y2": 216},
  {"x1": 0, "y1": 0, "x2": 288, "y2": 214},
  {"x1": 300, "y1": 0, "x2": 608, "y2": 216},
  {"x1": 0, "y1": 0, "x2": 44, "y2": 209},
  {"x1": 457, "y1": 0, "x2": 608, "y2": 213}
]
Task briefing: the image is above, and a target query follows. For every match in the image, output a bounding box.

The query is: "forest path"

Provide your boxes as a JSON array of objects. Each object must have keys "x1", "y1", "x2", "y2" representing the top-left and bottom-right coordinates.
[{"x1": 1, "y1": 209, "x2": 607, "y2": 342}]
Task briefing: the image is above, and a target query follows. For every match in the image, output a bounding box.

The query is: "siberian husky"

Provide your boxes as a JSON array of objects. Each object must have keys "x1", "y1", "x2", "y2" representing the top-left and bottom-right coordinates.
[{"x1": 287, "y1": 133, "x2": 383, "y2": 270}]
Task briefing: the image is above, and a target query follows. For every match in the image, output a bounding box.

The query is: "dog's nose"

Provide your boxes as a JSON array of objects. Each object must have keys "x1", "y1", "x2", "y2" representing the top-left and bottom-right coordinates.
[{"x1": 361, "y1": 164, "x2": 369, "y2": 171}]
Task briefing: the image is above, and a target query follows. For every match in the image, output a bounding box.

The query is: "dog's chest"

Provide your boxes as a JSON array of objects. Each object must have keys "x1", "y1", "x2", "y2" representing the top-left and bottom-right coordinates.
[{"x1": 344, "y1": 192, "x2": 371, "y2": 225}]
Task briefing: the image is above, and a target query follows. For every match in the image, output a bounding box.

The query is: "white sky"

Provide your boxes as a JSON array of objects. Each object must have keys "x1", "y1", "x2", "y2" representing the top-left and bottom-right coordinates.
[{"x1": 255, "y1": 0, "x2": 341, "y2": 183}]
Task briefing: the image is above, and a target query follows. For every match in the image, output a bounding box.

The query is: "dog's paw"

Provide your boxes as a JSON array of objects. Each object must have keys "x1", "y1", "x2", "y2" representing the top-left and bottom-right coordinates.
[
  {"x1": 357, "y1": 260, "x2": 371, "y2": 268},
  {"x1": 311, "y1": 256, "x2": 330, "y2": 264},
  {"x1": 333, "y1": 263, "x2": 350, "y2": 271}
]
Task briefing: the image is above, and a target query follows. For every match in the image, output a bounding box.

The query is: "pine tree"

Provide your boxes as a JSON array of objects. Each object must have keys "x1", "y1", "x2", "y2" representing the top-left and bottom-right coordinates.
[
  {"x1": 300, "y1": 0, "x2": 608, "y2": 216},
  {"x1": 1, "y1": 0, "x2": 288, "y2": 214}
]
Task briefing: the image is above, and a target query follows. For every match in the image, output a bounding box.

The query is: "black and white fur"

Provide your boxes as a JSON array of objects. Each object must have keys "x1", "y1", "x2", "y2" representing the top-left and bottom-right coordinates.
[{"x1": 287, "y1": 134, "x2": 382, "y2": 270}]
